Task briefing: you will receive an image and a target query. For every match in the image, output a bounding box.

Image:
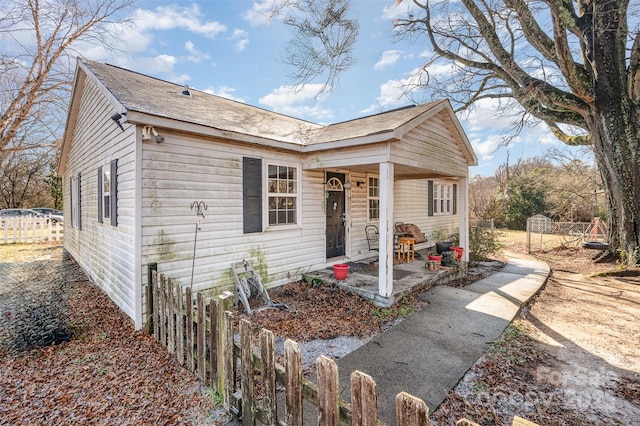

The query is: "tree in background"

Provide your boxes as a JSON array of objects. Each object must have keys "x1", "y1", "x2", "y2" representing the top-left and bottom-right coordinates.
[
  {"x1": 280, "y1": 1, "x2": 640, "y2": 260},
  {"x1": 0, "y1": 0, "x2": 133, "y2": 207},
  {"x1": 0, "y1": 149, "x2": 52, "y2": 208},
  {"x1": 45, "y1": 162, "x2": 63, "y2": 210},
  {"x1": 470, "y1": 147, "x2": 604, "y2": 227}
]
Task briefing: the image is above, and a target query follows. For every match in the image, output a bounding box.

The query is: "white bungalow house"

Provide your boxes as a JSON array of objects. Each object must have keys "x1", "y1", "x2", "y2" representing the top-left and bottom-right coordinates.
[{"x1": 58, "y1": 58, "x2": 478, "y2": 329}]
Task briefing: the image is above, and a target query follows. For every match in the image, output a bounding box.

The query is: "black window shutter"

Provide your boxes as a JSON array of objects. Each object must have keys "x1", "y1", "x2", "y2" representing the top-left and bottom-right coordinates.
[
  {"x1": 70, "y1": 177, "x2": 74, "y2": 226},
  {"x1": 452, "y1": 184, "x2": 458, "y2": 215},
  {"x1": 243, "y1": 157, "x2": 262, "y2": 233},
  {"x1": 427, "y1": 180, "x2": 434, "y2": 217},
  {"x1": 98, "y1": 166, "x2": 103, "y2": 223},
  {"x1": 110, "y1": 159, "x2": 118, "y2": 226},
  {"x1": 78, "y1": 172, "x2": 82, "y2": 230}
]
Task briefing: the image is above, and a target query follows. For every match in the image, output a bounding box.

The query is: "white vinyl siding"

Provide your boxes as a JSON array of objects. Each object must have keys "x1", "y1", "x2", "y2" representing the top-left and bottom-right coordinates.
[
  {"x1": 62, "y1": 76, "x2": 137, "y2": 327},
  {"x1": 140, "y1": 134, "x2": 326, "y2": 297}
]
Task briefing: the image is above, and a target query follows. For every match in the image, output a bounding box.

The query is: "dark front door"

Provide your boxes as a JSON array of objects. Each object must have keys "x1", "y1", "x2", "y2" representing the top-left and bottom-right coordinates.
[{"x1": 326, "y1": 173, "x2": 346, "y2": 258}]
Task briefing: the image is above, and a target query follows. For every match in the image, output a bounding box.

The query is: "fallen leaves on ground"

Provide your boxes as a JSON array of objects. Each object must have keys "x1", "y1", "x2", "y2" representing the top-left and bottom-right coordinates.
[
  {"x1": 0, "y1": 244, "x2": 223, "y2": 425},
  {"x1": 237, "y1": 281, "x2": 425, "y2": 342}
]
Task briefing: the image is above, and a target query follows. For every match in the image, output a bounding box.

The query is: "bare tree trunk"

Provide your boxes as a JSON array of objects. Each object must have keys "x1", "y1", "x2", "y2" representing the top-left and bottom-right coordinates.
[{"x1": 589, "y1": 0, "x2": 640, "y2": 258}]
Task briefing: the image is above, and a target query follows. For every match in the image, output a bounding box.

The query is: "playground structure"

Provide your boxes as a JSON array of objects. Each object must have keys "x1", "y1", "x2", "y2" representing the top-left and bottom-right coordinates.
[{"x1": 526, "y1": 215, "x2": 609, "y2": 253}]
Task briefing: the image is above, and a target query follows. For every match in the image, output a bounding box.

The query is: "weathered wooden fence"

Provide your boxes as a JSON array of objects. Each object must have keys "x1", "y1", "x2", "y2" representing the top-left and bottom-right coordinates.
[
  {"x1": 150, "y1": 271, "x2": 539, "y2": 426},
  {"x1": 1, "y1": 217, "x2": 63, "y2": 244}
]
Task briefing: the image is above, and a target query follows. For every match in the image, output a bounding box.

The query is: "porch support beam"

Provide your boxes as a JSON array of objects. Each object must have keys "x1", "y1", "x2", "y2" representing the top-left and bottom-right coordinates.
[
  {"x1": 378, "y1": 162, "x2": 394, "y2": 297},
  {"x1": 458, "y1": 177, "x2": 469, "y2": 261}
]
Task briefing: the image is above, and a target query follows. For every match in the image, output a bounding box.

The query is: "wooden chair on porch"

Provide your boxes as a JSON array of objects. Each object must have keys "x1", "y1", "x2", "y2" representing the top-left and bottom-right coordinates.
[{"x1": 365, "y1": 225, "x2": 379, "y2": 251}]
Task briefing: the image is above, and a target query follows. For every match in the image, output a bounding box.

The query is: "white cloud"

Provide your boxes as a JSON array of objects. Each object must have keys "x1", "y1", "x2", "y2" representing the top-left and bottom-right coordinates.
[
  {"x1": 464, "y1": 98, "x2": 520, "y2": 132},
  {"x1": 230, "y1": 29, "x2": 250, "y2": 51},
  {"x1": 259, "y1": 84, "x2": 328, "y2": 108},
  {"x1": 374, "y1": 50, "x2": 401, "y2": 70},
  {"x1": 470, "y1": 135, "x2": 502, "y2": 161},
  {"x1": 131, "y1": 5, "x2": 226, "y2": 39},
  {"x1": 202, "y1": 86, "x2": 246, "y2": 103},
  {"x1": 259, "y1": 84, "x2": 332, "y2": 121},
  {"x1": 244, "y1": 0, "x2": 291, "y2": 26},
  {"x1": 184, "y1": 41, "x2": 210, "y2": 63},
  {"x1": 361, "y1": 67, "x2": 428, "y2": 113},
  {"x1": 382, "y1": 0, "x2": 415, "y2": 20}
]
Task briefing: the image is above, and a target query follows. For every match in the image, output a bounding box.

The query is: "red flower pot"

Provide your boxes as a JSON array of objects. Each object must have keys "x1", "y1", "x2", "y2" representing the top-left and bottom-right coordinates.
[
  {"x1": 428, "y1": 254, "x2": 442, "y2": 262},
  {"x1": 450, "y1": 246, "x2": 464, "y2": 259},
  {"x1": 333, "y1": 264, "x2": 349, "y2": 280}
]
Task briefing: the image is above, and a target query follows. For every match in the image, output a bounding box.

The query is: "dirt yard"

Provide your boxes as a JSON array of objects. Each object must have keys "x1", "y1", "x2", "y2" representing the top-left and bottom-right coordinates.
[
  {"x1": 1, "y1": 235, "x2": 639, "y2": 425},
  {"x1": 429, "y1": 233, "x2": 640, "y2": 425}
]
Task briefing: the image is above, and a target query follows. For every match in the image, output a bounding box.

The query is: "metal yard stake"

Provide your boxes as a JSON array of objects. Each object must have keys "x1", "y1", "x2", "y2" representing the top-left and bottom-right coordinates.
[{"x1": 190, "y1": 201, "x2": 207, "y2": 290}]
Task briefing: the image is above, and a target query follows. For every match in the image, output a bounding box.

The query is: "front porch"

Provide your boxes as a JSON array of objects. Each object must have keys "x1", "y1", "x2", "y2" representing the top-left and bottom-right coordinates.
[{"x1": 307, "y1": 251, "x2": 468, "y2": 307}]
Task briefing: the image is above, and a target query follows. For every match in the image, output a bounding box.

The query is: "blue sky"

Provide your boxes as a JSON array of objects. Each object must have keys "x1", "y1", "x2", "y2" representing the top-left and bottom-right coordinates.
[{"x1": 81, "y1": 0, "x2": 577, "y2": 176}]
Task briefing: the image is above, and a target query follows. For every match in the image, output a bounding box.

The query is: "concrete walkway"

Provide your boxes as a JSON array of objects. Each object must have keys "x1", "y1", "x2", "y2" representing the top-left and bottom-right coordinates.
[{"x1": 334, "y1": 251, "x2": 550, "y2": 425}]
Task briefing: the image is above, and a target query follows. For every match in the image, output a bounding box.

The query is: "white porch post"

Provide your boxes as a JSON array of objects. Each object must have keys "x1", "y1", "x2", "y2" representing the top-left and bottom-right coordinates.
[
  {"x1": 458, "y1": 177, "x2": 469, "y2": 261},
  {"x1": 378, "y1": 162, "x2": 394, "y2": 297}
]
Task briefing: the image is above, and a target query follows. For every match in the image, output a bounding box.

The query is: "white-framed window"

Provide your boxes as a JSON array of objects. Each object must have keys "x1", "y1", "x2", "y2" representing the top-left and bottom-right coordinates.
[
  {"x1": 368, "y1": 175, "x2": 380, "y2": 221},
  {"x1": 102, "y1": 167, "x2": 111, "y2": 220},
  {"x1": 70, "y1": 174, "x2": 80, "y2": 228},
  {"x1": 433, "y1": 183, "x2": 453, "y2": 215},
  {"x1": 98, "y1": 159, "x2": 118, "y2": 226},
  {"x1": 267, "y1": 164, "x2": 298, "y2": 226}
]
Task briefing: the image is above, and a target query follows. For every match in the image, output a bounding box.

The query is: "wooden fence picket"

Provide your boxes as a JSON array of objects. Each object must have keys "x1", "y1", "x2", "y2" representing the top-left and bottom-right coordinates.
[
  {"x1": 185, "y1": 287, "x2": 194, "y2": 372},
  {"x1": 159, "y1": 275, "x2": 167, "y2": 348},
  {"x1": 152, "y1": 270, "x2": 160, "y2": 341},
  {"x1": 240, "y1": 319, "x2": 255, "y2": 425},
  {"x1": 284, "y1": 339, "x2": 303, "y2": 426},
  {"x1": 222, "y1": 310, "x2": 235, "y2": 408},
  {"x1": 208, "y1": 298, "x2": 218, "y2": 387},
  {"x1": 197, "y1": 293, "x2": 206, "y2": 382},
  {"x1": 351, "y1": 370, "x2": 378, "y2": 426},
  {"x1": 396, "y1": 391, "x2": 429, "y2": 426},
  {"x1": 167, "y1": 278, "x2": 176, "y2": 355},
  {"x1": 260, "y1": 329, "x2": 277, "y2": 425},
  {"x1": 175, "y1": 282, "x2": 184, "y2": 366},
  {"x1": 317, "y1": 356, "x2": 339, "y2": 426}
]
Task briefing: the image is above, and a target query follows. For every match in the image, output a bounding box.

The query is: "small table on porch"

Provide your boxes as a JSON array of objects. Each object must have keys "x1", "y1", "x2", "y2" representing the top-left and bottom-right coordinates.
[{"x1": 397, "y1": 237, "x2": 415, "y2": 262}]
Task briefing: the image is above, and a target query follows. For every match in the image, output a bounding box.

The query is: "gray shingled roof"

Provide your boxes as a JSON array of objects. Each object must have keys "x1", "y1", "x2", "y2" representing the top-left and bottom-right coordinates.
[
  {"x1": 81, "y1": 59, "x2": 321, "y2": 144},
  {"x1": 80, "y1": 59, "x2": 444, "y2": 146}
]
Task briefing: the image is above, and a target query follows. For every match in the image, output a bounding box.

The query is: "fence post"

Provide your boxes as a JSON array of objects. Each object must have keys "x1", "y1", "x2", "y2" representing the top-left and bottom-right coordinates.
[
  {"x1": 285, "y1": 339, "x2": 303, "y2": 426},
  {"x1": 185, "y1": 287, "x2": 194, "y2": 372},
  {"x1": 260, "y1": 329, "x2": 277, "y2": 425},
  {"x1": 317, "y1": 355, "x2": 339, "y2": 426},
  {"x1": 175, "y1": 281, "x2": 184, "y2": 366},
  {"x1": 396, "y1": 391, "x2": 429, "y2": 426},
  {"x1": 151, "y1": 270, "x2": 159, "y2": 340},
  {"x1": 217, "y1": 292, "x2": 233, "y2": 393},
  {"x1": 222, "y1": 310, "x2": 235, "y2": 408},
  {"x1": 167, "y1": 279, "x2": 176, "y2": 355},
  {"x1": 208, "y1": 298, "x2": 218, "y2": 388},
  {"x1": 159, "y1": 275, "x2": 167, "y2": 348},
  {"x1": 146, "y1": 263, "x2": 157, "y2": 334},
  {"x1": 351, "y1": 370, "x2": 377, "y2": 426},
  {"x1": 240, "y1": 319, "x2": 255, "y2": 425},
  {"x1": 197, "y1": 292, "x2": 206, "y2": 382}
]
